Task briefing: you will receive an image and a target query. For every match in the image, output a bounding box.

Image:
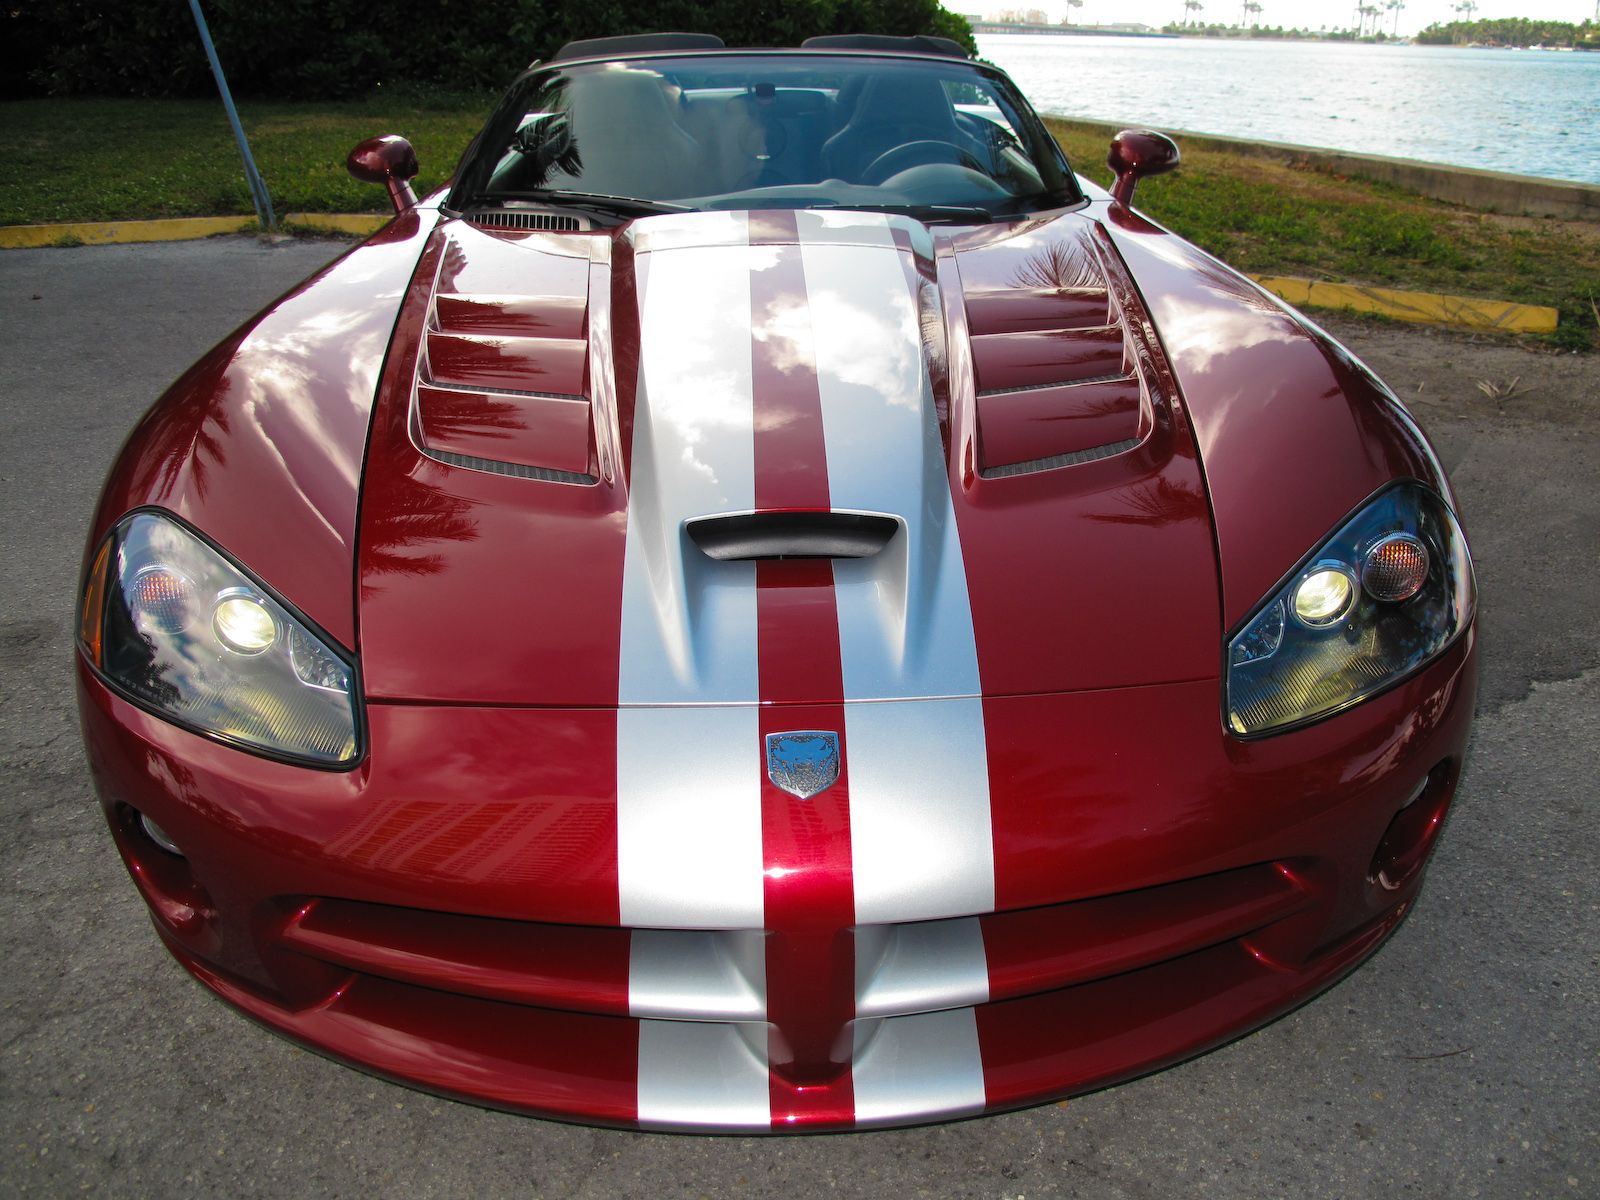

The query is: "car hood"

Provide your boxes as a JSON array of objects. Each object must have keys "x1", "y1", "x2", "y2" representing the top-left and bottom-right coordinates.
[{"x1": 355, "y1": 209, "x2": 1221, "y2": 706}]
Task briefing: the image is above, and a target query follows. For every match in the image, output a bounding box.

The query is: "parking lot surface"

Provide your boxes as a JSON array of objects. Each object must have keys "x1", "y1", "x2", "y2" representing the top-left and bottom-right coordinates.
[{"x1": 2, "y1": 237, "x2": 1595, "y2": 1197}]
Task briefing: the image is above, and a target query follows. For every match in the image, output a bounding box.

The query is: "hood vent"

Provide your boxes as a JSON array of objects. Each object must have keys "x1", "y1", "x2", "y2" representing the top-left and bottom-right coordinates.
[
  {"x1": 958, "y1": 232, "x2": 1152, "y2": 478},
  {"x1": 466, "y1": 210, "x2": 588, "y2": 233},
  {"x1": 686, "y1": 511, "x2": 899, "y2": 561},
  {"x1": 410, "y1": 225, "x2": 598, "y2": 483}
]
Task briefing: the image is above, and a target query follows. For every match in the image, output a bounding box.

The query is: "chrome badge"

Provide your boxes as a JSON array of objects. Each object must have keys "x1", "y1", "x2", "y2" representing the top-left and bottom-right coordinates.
[{"x1": 765, "y1": 731, "x2": 841, "y2": 800}]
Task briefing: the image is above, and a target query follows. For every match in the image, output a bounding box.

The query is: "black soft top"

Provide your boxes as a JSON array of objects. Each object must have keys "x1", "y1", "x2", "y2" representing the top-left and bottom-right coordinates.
[{"x1": 548, "y1": 31, "x2": 971, "y2": 65}]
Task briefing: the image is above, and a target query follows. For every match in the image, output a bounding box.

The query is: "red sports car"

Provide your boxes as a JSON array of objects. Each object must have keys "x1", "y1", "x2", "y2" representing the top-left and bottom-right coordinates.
[{"x1": 75, "y1": 33, "x2": 1477, "y2": 1132}]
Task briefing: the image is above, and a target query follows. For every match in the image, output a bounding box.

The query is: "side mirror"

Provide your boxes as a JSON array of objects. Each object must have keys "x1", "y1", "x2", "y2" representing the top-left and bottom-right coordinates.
[
  {"x1": 347, "y1": 135, "x2": 420, "y2": 214},
  {"x1": 1107, "y1": 130, "x2": 1180, "y2": 209}
]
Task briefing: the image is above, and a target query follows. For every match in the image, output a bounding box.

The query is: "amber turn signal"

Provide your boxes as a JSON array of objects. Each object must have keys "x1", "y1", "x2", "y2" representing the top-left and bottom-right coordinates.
[
  {"x1": 78, "y1": 537, "x2": 112, "y2": 668},
  {"x1": 1362, "y1": 534, "x2": 1430, "y2": 603}
]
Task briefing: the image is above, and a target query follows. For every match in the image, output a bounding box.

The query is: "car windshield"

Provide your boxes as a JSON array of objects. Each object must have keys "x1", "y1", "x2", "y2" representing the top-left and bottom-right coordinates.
[{"x1": 451, "y1": 53, "x2": 1080, "y2": 221}]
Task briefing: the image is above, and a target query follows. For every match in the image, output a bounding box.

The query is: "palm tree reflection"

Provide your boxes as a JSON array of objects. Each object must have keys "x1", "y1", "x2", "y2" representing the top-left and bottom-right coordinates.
[
  {"x1": 1008, "y1": 238, "x2": 1105, "y2": 295},
  {"x1": 361, "y1": 486, "x2": 479, "y2": 594},
  {"x1": 129, "y1": 359, "x2": 234, "y2": 501},
  {"x1": 1086, "y1": 475, "x2": 1206, "y2": 526}
]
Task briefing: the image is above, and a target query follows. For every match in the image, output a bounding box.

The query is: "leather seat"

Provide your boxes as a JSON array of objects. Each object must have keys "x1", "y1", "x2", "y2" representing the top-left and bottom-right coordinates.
[
  {"x1": 560, "y1": 68, "x2": 704, "y2": 199},
  {"x1": 820, "y1": 75, "x2": 966, "y2": 182}
]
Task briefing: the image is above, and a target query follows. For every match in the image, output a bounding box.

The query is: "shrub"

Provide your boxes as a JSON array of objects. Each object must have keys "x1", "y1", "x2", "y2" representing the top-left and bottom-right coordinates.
[{"x1": 2, "y1": 0, "x2": 977, "y2": 100}]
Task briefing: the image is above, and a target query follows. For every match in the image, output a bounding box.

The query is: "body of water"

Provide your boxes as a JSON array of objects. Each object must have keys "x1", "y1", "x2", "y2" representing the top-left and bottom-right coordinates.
[{"x1": 978, "y1": 34, "x2": 1600, "y2": 185}]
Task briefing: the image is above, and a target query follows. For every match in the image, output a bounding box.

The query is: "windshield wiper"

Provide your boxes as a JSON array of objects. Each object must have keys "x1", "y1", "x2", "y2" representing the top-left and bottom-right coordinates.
[
  {"x1": 485, "y1": 190, "x2": 691, "y2": 216},
  {"x1": 813, "y1": 202, "x2": 995, "y2": 224}
]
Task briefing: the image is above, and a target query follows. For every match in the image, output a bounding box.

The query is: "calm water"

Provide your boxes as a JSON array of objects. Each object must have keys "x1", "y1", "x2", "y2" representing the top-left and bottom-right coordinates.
[{"x1": 979, "y1": 34, "x2": 1600, "y2": 185}]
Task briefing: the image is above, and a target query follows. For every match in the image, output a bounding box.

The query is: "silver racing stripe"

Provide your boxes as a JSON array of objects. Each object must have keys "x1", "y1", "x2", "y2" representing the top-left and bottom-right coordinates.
[
  {"x1": 617, "y1": 211, "x2": 1001, "y2": 1127},
  {"x1": 619, "y1": 215, "x2": 760, "y2": 705},
  {"x1": 797, "y1": 213, "x2": 995, "y2": 928},
  {"x1": 616, "y1": 705, "x2": 764, "y2": 928},
  {"x1": 856, "y1": 915, "x2": 989, "y2": 1018},
  {"x1": 629, "y1": 929, "x2": 767, "y2": 1020},
  {"x1": 852, "y1": 1007, "x2": 987, "y2": 1127},
  {"x1": 636, "y1": 1019, "x2": 772, "y2": 1130},
  {"x1": 843, "y1": 697, "x2": 994, "y2": 923},
  {"x1": 794, "y1": 207, "x2": 899, "y2": 248},
  {"x1": 799, "y1": 214, "x2": 984, "y2": 702},
  {"x1": 620, "y1": 214, "x2": 774, "y2": 1127},
  {"x1": 617, "y1": 215, "x2": 768, "y2": 929}
]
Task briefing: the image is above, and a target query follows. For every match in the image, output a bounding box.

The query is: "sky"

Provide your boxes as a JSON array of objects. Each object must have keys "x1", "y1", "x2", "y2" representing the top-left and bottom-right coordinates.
[{"x1": 966, "y1": 1, "x2": 1598, "y2": 37}]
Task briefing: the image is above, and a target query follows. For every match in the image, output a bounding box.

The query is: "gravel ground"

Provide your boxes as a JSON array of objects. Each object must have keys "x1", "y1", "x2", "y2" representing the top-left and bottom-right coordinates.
[{"x1": 1, "y1": 236, "x2": 1595, "y2": 1198}]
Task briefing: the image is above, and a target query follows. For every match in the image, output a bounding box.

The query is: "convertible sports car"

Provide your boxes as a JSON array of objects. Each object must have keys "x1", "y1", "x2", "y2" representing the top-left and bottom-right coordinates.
[{"x1": 75, "y1": 33, "x2": 1477, "y2": 1132}]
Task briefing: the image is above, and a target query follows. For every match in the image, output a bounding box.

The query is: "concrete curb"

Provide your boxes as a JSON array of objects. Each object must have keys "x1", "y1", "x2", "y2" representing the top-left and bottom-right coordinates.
[
  {"x1": 0, "y1": 212, "x2": 389, "y2": 249},
  {"x1": 1043, "y1": 116, "x2": 1600, "y2": 222},
  {"x1": 0, "y1": 214, "x2": 1562, "y2": 334}
]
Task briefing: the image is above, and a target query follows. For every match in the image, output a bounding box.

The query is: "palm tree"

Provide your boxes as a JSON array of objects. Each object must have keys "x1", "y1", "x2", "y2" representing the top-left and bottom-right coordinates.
[
  {"x1": 1064, "y1": 0, "x2": 1083, "y2": 25},
  {"x1": 1454, "y1": 1, "x2": 1477, "y2": 18},
  {"x1": 1245, "y1": 1, "x2": 1263, "y2": 26},
  {"x1": 1359, "y1": 4, "x2": 1382, "y2": 35},
  {"x1": 1184, "y1": 0, "x2": 1204, "y2": 25},
  {"x1": 1386, "y1": 0, "x2": 1405, "y2": 35}
]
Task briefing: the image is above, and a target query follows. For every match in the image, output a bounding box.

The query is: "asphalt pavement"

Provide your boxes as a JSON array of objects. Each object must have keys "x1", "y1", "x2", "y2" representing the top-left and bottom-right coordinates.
[{"x1": 2, "y1": 236, "x2": 1595, "y2": 1198}]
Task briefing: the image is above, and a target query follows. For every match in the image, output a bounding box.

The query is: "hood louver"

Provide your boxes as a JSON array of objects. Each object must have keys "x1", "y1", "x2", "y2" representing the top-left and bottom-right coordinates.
[
  {"x1": 412, "y1": 223, "x2": 598, "y2": 483},
  {"x1": 958, "y1": 232, "x2": 1151, "y2": 479}
]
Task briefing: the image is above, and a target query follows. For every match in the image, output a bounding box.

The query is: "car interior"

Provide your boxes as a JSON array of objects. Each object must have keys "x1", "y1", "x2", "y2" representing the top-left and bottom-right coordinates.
[{"x1": 482, "y1": 58, "x2": 1060, "y2": 213}]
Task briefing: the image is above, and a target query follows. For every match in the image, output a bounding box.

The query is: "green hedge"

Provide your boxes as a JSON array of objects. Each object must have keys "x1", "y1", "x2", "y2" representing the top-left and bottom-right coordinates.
[{"x1": 2, "y1": 0, "x2": 976, "y2": 100}]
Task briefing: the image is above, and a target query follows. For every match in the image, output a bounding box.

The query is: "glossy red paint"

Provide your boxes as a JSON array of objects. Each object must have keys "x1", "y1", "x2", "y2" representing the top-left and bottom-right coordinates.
[
  {"x1": 361, "y1": 211, "x2": 1224, "y2": 703},
  {"x1": 745, "y1": 228, "x2": 859, "y2": 1124},
  {"x1": 969, "y1": 324, "x2": 1126, "y2": 391},
  {"x1": 976, "y1": 377, "x2": 1144, "y2": 469},
  {"x1": 1107, "y1": 129, "x2": 1181, "y2": 208},
  {"x1": 85, "y1": 209, "x2": 438, "y2": 648},
  {"x1": 346, "y1": 135, "x2": 420, "y2": 214},
  {"x1": 414, "y1": 384, "x2": 593, "y2": 476},
  {"x1": 278, "y1": 898, "x2": 634, "y2": 1014},
  {"x1": 76, "y1": 616, "x2": 1474, "y2": 1128},
  {"x1": 77, "y1": 96, "x2": 1480, "y2": 1129},
  {"x1": 1098, "y1": 206, "x2": 1448, "y2": 629},
  {"x1": 424, "y1": 330, "x2": 589, "y2": 396},
  {"x1": 356, "y1": 222, "x2": 632, "y2": 705},
  {"x1": 943, "y1": 215, "x2": 1222, "y2": 694}
]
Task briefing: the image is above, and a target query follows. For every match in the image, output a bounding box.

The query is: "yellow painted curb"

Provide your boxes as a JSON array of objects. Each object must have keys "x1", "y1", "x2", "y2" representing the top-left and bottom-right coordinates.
[
  {"x1": 0, "y1": 212, "x2": 389, "y2": 249},
  {"x1": 1250, "y1": 274, "x2": 1559, "y2": 334},
  {"x1": 0, "y1": 215, "x2": 257, "y2": 248},
  {"x1": 281, "y1": 212, "x2": 389, "y2": 235}
]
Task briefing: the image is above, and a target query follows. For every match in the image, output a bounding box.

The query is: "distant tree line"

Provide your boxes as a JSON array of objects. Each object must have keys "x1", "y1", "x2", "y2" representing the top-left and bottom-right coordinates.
[
  {"x1": 1415, "y1": 18, "x2": 1599, "y2": 48},
  {"x1": 0, "y1": 0, "x2": 977, "y2": 100},
  {"x1": 1160, "y1": 23, "x2": 1381, "y2": 41}
]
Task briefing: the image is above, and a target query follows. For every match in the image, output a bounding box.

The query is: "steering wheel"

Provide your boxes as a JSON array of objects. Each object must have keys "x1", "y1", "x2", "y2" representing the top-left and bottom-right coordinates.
[{"x1": 860, "y1": 140, "x2": 985, "y2": 186}]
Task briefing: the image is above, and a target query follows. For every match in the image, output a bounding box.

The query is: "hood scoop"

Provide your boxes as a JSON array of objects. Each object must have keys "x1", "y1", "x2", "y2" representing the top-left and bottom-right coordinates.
[
  {"x1": 686, "y1": 511, "x2": 899, "y2": 561},
  {"x1": 960, "y1": 233, "x2": 1148, "y2": 477},
  {"x1": 413, "y1": 223, "x2": 598, "y2": 483}
]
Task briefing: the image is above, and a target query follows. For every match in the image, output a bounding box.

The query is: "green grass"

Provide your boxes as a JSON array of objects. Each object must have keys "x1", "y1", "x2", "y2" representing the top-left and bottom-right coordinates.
[
  {"x1": 1049, "y1": 118, "x2": 1599, "y2": 349},
  {"x1": 0, "y1": 93, "x2": 494, "y2": 225},
  {"x1": 2, "y1": 99, "x2": 1594, "y2": 347}
]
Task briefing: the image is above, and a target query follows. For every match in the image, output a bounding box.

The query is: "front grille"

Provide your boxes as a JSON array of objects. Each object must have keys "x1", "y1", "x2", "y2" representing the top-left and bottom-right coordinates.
[
  {"x1": 275, "y1": 861, "x2": 1311, "y2": 1023},
  {"x1": 466, "y1": 210, "x2": 587, "y2": 233}
]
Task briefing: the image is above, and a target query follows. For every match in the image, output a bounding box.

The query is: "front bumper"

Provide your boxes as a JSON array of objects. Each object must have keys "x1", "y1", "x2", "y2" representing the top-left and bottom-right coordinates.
[{"x1": 77, "y1": 633, "x2": 1476, "y2": 1132}]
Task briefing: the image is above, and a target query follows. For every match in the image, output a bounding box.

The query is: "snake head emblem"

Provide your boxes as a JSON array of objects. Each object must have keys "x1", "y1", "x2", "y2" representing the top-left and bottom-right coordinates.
[{"x1": 765, "y1": 731, "x2": 841, "y2": 800}]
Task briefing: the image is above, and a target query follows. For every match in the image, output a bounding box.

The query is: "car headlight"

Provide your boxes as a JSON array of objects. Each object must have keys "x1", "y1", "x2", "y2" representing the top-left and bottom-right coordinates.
[
  {"x1": 78, "y1": 511, "x2": 360, "y2": 766},
  {"x1": 1226, "y1": 482, "x2": 1474, "y2": 736}
]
